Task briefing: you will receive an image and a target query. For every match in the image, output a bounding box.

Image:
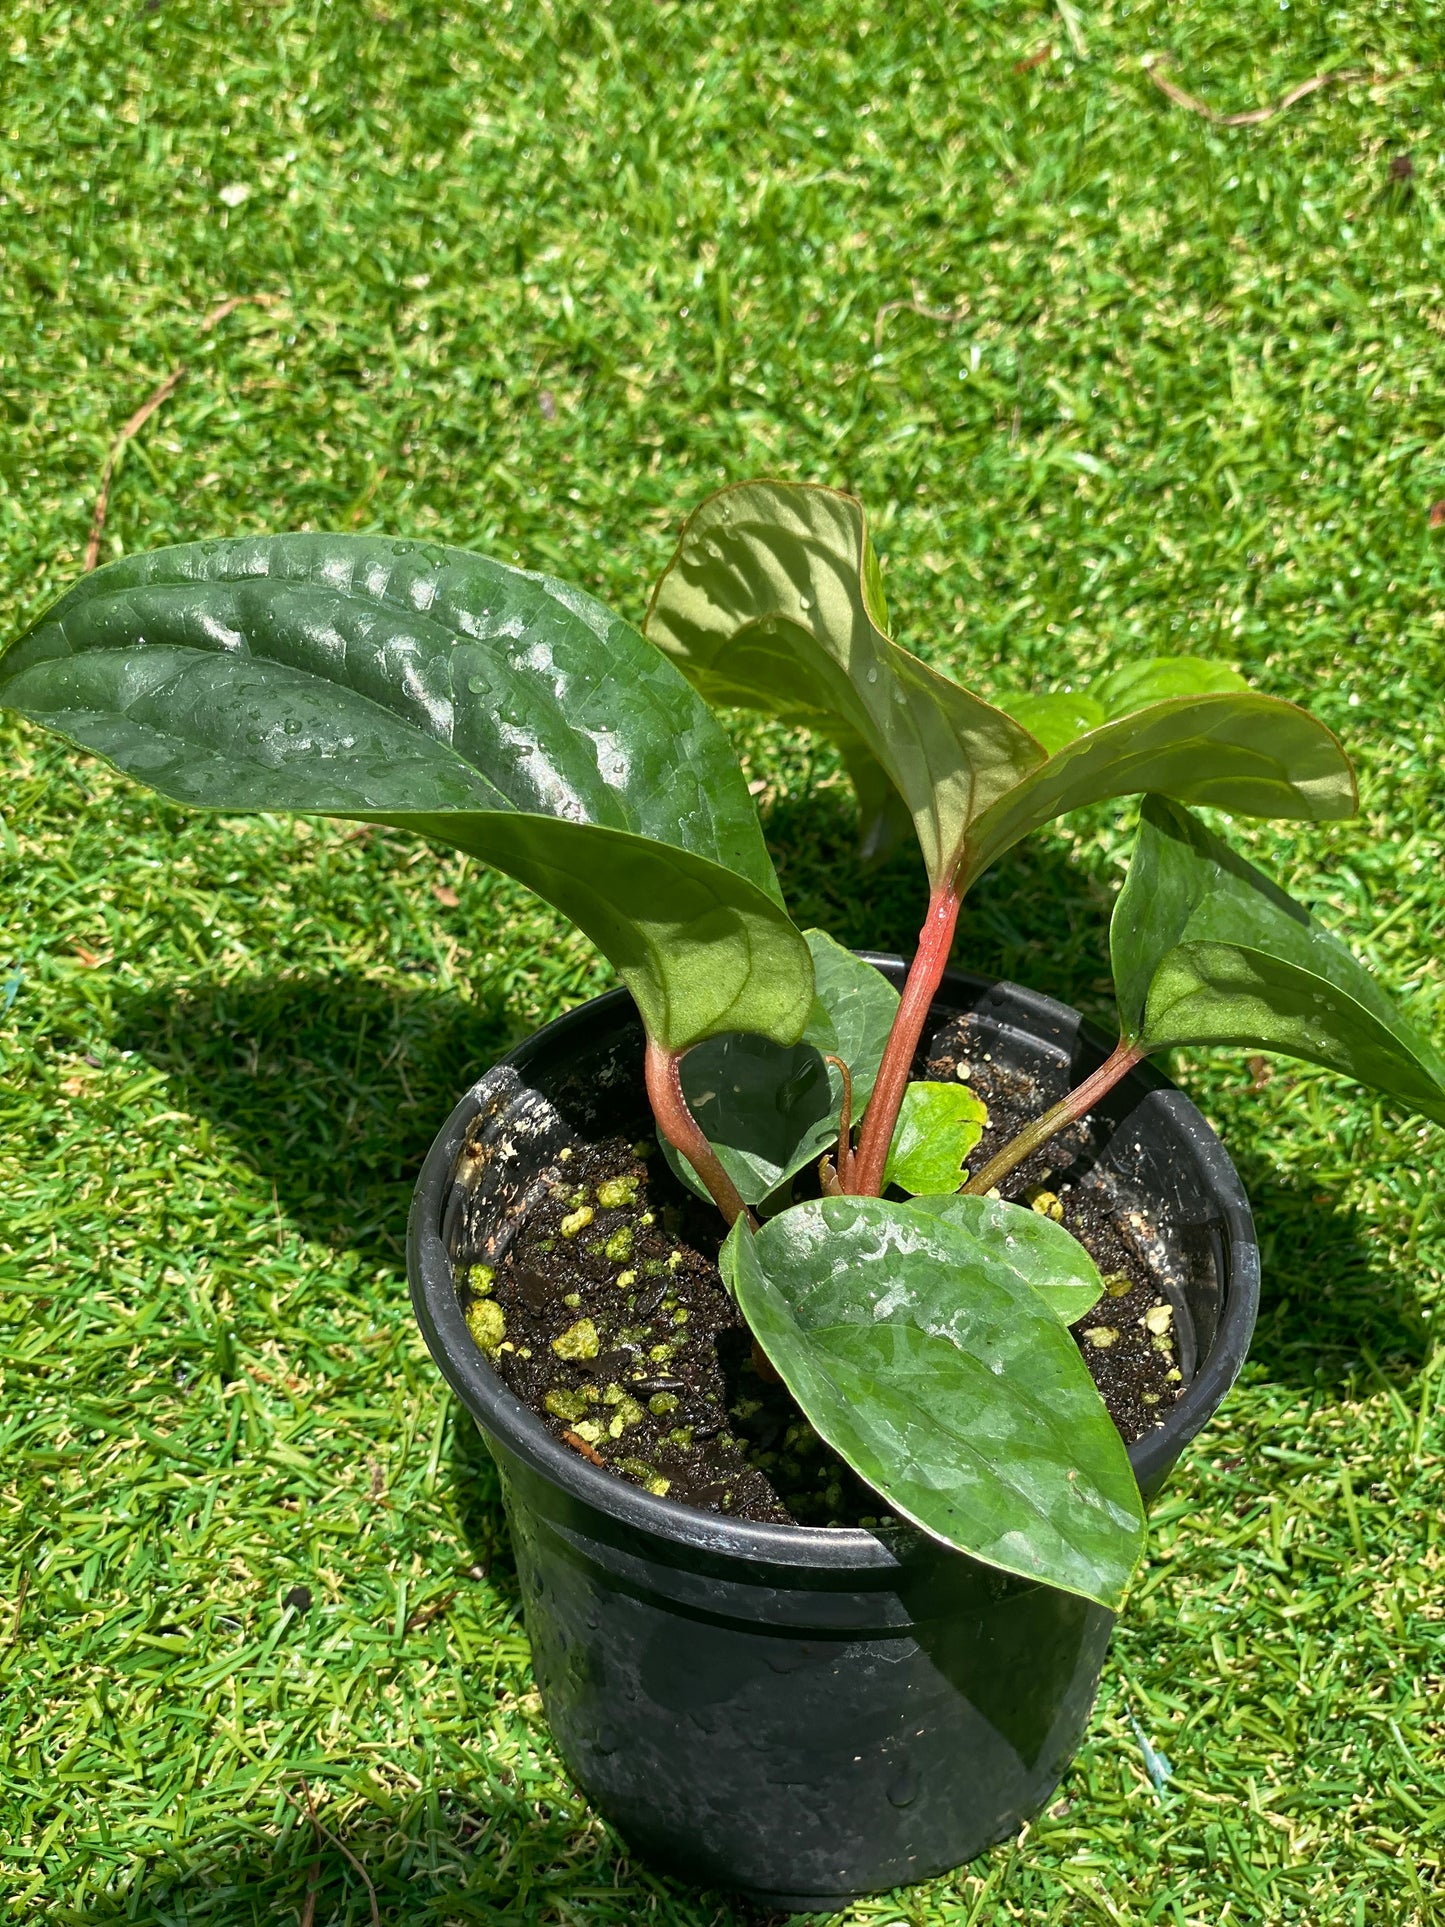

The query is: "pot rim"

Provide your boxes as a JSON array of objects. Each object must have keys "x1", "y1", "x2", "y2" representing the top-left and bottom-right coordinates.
[{"x1": 408, "y1": 959, "x2": 1260, "y2": 1576}]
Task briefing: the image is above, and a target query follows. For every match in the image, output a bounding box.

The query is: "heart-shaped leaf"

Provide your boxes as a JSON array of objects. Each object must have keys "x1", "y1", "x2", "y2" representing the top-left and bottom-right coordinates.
[
  {"x1": 646, "y1": 483, "x2": 1358, "y2": 896},
  {"x1": 883, "y1": 1080, "x2": 988, "y2": 1194},
  {"x1": 662, "y1": 930, "x2": 900, "y2": 1207},
  {"x1": 645, "y1": 480, "x2": 1046, "y2": 887},
  {"x1": 722, "y1": 1196, "x2": 1144, "y2": 1607},
  {"x1": 905, "y1": 1192, "x2": 1105, "y2": 1325},
  {"x1": 0, "y1": 537, "x2": 813, "y2": 1052},
  {"x1": 1113, "y1": 797, "x2": 1445, "y2": 1120},
  {"x1": 1002, "y1": 657, "x2": 1251, "y2": 756}
]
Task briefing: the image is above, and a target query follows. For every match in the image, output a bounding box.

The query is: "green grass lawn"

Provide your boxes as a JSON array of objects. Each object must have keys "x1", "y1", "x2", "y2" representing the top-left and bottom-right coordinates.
[{"x1": 3, "y1": 1, "x2": 1445, "y2": 1920}]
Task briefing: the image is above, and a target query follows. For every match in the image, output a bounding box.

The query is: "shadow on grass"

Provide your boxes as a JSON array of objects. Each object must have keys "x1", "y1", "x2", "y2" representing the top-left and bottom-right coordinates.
[
  {"x1": 110, "y1": 866, "x2": 1428, "y2": 1402},
  {"x1": 85, "y1": 901, "x2": 1426, "y2": 1923},
  {"x1": 63, "y1": 1814, "x2": 769, "y2": 1927},
  {"x1": 1230, "y1": 1156, "x2": 1433, "y2": 1391},
  {"x1": 112, "y1": 972, "x2": 519, "y2": 1270},
  {"x1": 93, "y1": 976, "x2": 774, "y2": 1925}
]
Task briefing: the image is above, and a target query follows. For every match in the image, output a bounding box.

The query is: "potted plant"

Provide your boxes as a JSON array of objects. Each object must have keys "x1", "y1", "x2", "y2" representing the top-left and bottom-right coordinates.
[{"x1": 4, "y1": 487, "x2": 1441, "y2": 1906}]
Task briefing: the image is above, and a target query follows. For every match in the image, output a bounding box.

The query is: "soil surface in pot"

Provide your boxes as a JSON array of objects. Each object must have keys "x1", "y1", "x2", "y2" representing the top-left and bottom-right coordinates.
[{"x1": 461, "y1": 1012, "x2": 1187, "y2": 1528}]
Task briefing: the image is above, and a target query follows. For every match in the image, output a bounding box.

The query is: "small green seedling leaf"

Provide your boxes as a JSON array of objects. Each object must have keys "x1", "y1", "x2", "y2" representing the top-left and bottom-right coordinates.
[
  {"x1": 663, "y1": 931, "x2": 900, "y2": 1207},
  {"x1": 722, "y1": 1197, "x2": 1144, "y2": 1608},
  {"x1": 906, "y1": 1192, "x2": 1104, "y2": 1325},
  {"x1": 645, "y1": 480, "x2": 1045, "y2": 886},
  {"x1": 962, "y1": 690, "x2": 1357, "y2": 889},
  {"x1": 0, "y1": 537, "x2": 814, "y2": 1053},
  {"x1": 1095, "y1": 657, "x2": 1251, "y2": 715},
  {"x1": 1113, "y1": 797, "x2": 1445, "y2": 1120},
  {"x1": 1002, "y1": 658, "x2": 1251, "y2": 756},
  {"x1": 1003, "y1": 690, "x2": 1108, "y2": 756},
  {"x1": 883, "y1": 1080, "x2": 988, "y2": 1194}
]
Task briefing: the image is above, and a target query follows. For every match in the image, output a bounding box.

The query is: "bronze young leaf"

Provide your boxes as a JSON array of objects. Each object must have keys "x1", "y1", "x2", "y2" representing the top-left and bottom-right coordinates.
[
  {"x1": 645, "y1": 479, "x2": 1044, "y2": 890},
  {"x1": 646, "y1": 480, "x2": 1358, "y2": 1192}
]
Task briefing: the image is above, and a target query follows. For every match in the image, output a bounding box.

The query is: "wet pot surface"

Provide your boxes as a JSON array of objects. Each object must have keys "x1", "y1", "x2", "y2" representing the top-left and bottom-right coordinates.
[{"x1": 408, "y1": 963, "x2": 1259, "y2": 1907}]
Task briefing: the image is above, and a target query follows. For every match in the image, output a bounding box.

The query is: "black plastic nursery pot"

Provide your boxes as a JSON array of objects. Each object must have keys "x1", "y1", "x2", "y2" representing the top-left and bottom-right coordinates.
[{"x1": 407, "y1": 959, "x2": 1260, "y2": 1910}]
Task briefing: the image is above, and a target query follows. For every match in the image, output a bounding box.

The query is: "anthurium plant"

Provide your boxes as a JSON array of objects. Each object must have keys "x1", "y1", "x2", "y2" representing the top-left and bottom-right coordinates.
[{"x1": 5, "y1": 495, "x2": 1442, "y2": 1615}]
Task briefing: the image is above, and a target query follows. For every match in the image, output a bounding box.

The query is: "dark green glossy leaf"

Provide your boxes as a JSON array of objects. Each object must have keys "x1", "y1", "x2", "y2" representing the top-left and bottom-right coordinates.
[
  {"x1": 905, "y1": 1193, "x2": 1104, "y2": 1325},
  {"x1": 663, "y1": 930, "x2": 899, "y2": 1207},
  {"x1": 722, "y1": 1197, "x2": 1144, "y2": 1607},
  {"x1": 1114, "y1": 797, "x2": 1445, "y2": 1120},
  {"x1": 645, "y1": 480, "x2": 1045, "y2": 887},
  {"x1": 0, "y1": 536, "x2": 813, "y2": 1052},
  {"x1": 883, "y1": 1080, "x2": 988, "y2": 1194}
]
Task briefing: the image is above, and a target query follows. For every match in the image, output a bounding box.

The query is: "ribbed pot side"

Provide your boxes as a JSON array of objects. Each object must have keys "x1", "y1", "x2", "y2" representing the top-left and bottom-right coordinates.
[{"x1": 408, "y1": 961, "x2": 1260, "y2": 1909}]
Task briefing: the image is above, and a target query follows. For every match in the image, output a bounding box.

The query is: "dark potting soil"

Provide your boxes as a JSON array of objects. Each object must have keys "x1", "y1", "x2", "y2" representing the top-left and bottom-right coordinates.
[{"x1": 461, "y1": 1015, "x2": 1187, "y2": 1528}]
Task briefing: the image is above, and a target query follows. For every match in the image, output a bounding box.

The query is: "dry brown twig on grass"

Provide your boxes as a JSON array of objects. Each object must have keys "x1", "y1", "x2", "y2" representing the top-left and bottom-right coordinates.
[
  {"x1": 293, "y1": 1777, "x2": 381, "y2": 1927},
  {"x1": 83, "y1": 292, "x2": 287, "y2": 571},
  {"x1": 1142, "y1": 54, "x2": 1421, "y2": 128},
  {"x1": 199, "y1": 290, "x2": 284, "y2": 333},
  {"x1": 873, "y1": 282, "x2": 971, "y2": 351},
  {"x1": 83, "y1": 366, "x2": 188, "y2": 572}
]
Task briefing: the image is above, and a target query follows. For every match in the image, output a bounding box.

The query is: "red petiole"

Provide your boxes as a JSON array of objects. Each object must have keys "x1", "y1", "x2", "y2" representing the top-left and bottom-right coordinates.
[
  {"x1": 847, "y1": 879, "x2": 962, "y2": 1197},
  {"x1": 643, "y1": 1036, "x2": 755, "y2": 1230}
]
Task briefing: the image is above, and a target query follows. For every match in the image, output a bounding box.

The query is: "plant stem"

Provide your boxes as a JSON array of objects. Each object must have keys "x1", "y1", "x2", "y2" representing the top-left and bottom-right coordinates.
[
  {"x1": 960, "y1": 1038, "x2": 1147, "y2": 1197},
  {"x1": 824, "y1": 1053, "x2": 854, "y2": 1190},
  {"x1": 643, "y1": 1037, "x2": 754, "y2": 1229},
  {"x1": 849, "y1": 880, "x2": 962, "y2": 1197}
]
